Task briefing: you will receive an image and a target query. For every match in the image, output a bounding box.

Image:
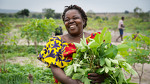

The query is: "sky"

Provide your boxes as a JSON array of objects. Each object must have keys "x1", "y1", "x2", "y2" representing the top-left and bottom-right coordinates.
[{"x1": 0, "y1": 0, "x2": 150, "y2": 13}]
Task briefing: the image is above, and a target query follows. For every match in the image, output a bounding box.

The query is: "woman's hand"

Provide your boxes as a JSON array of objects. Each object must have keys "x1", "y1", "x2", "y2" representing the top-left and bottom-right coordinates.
[
  {"x1": 76, "y1": 80, "x2": 83, "y2": 84},
  {"x1": 88, "y1": 73, "x2": 107, "y2": 84}
]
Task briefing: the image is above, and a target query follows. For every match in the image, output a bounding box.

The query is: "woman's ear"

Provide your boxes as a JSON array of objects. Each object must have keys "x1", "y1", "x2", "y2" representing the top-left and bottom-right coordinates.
[{"x1": 83, "y1": 19, "x2": 85, "y2": 27}]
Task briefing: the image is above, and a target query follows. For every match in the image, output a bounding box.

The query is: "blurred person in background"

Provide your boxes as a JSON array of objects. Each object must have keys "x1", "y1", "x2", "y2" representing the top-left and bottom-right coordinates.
[
  {"x1": 55, "y1": 26, "x2": 63, "y2": 36},
  {"x1": 116, "y1": 16, "x2": 125, "y2": 42},
  {"x1": 132, "y1": 31, "x2": 139, "y2": 40}
]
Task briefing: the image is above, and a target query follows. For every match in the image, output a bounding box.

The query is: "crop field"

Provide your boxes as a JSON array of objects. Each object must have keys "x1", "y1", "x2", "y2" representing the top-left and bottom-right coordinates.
[{"x1": 0, "y1": 15, "x2": 150, "y2": 84}]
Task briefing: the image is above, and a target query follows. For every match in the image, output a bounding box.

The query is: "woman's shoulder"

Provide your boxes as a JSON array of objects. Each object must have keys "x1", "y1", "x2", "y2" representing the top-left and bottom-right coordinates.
[
  {"x1": 48, "y1": 36, "x2": 60, "y2": 39},
  {"x1": 47, "y1": 36, "x2": 63, "y2": 43}
]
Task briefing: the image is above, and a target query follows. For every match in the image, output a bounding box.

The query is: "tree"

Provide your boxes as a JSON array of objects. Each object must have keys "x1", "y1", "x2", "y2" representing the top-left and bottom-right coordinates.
[
  {"x1": 54, "y1": 13, "x2": 61, "y2": 19},
  {"x1": 133, "y1": 7, "x2": 142, "y2": 17},
  {"x1": 94, "y1": 16, "x2": 103, "y2": 23},
  {"x1": 16, "y1": 9, "x2": 30, "y2": 17},
  {"x1": 86, "y1": 10, "x2": 96, "y2": 18},
  {"x1": 43, "y1": 8, "x2": 55, "y2": 19},
  {"x1": 124, "y1": 10, "x2": 129, "y2": 14},
  {"x1": 0, "y1": 19, "x2": 11, "y2": 72},
  {"x1": 31, "y1": 13, "x2": 42, "y2": 19},
  {"x1": 133, "y1": 7, "x2": 150, "y2": 21},
  {"x1": 22, "y1": 9, "x2": 30, "y2": 17},
  {"x1": 31, "y1": 14, "x2": 37, "y2": 18},
  {"x1": 37, "y1": 14, "x2": 42, "y2": 19},
  {"x1": 20, "y1": 18, "x2": 58, "y2": 55},
  {"x1": 123, "y1": 34, "x2": 150, "y2": 84}
]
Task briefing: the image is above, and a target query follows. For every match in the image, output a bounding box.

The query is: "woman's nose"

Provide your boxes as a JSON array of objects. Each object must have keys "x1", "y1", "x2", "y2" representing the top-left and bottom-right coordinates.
[{"x1": 69, "y1": 19, "x2": 74, "y2": 23}]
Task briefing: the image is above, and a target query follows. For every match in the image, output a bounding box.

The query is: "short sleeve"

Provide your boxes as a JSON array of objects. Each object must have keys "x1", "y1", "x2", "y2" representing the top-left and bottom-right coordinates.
[{"x1": 37, "y1": 36, "x2": 72, "y2": 68}]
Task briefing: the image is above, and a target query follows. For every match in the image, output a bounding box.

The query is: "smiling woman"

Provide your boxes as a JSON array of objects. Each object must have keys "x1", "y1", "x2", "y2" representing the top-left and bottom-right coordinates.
[
  {"x1": 64, "y1": 9, "x2": 84, "y2": 36},
  {"x1": 37, "y1": 5, "x2": 106, "y2": 84}
]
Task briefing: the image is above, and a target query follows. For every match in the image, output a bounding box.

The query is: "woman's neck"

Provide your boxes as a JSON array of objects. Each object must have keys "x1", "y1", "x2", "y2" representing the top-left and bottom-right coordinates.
[
  {"x1": 68, "y1": 32, "x2": 84, "y2": 39},
  {"x1": 61, "y1": 32, "x2": 90, "y2": 43}
]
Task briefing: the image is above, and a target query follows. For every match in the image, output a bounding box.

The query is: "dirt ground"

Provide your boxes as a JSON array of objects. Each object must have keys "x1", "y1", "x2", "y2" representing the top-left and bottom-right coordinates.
[{"x1": 7, "y1": 29, "x2": 150, "y2": 84}]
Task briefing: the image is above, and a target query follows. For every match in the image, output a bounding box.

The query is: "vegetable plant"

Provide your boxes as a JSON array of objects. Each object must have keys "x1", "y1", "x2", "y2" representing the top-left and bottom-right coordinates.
[
  {"x1": 123, "y1": 34, "x2": 150, "y2": 84},
  {"x1": 20, "y1": 18, "x2": 58, "y2": 55},
  {"x1": 65, "y1": 27, "x2": 137, "y2": 84}
]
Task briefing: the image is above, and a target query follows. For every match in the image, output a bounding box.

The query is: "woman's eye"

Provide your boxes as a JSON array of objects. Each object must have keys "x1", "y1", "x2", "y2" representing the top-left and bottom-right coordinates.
[
  {"x1": 73, "y1": 17, "x2": 79, "y2": 19},
  {"x1": 64, "y1": 19, "x2": 69, "y2": 22}
]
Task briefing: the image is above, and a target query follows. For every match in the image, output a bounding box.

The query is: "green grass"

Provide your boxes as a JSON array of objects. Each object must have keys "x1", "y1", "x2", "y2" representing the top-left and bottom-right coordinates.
[
  {"x1": 0, "y1": 63, "x2": 54, "y2": 84},
  {"x1": 0, "y1": 45, "x2": 44, "y2": 61},
  {"x1": 0, "y1": 45, "x2": 43, "y2": 54}
]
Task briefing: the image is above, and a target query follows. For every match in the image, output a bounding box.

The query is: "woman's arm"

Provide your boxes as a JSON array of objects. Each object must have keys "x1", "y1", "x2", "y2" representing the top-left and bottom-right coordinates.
[
  {"x1": 88, "y1": 73, "x2": 108, "y2": 84},
  {"x1": 50, "y1": 64, "x2": 82, "y2": 84}
]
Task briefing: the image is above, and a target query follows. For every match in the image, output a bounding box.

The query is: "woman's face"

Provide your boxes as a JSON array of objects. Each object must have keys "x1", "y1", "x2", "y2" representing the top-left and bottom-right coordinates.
[{"x1": 64, "y1": 9, "x2": 85, "y2": 36}]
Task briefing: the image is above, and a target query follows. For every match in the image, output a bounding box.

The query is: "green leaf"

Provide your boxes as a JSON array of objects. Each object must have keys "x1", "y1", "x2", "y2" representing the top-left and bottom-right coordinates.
[
  {"x1": 125, "y1": 63, "x2": 132, "y2": 70},
  {"x1": 81, "y1": 47, "x2": 87, "y2": 52},
  {"x1": 130, "y1": 69, "x2": 137, "y2": 75},
  {"x1": 88, "y1": 39, "x2": 99, "y2": 49},
  {"x1": 110, "y1": 59, "x2": 118, "y2": 64},
  {"x1": 96, "y1": 68, "x2": 104, "y2": 74},
  {"x1": 73, "y1": 64, "x2": 81, "y2": 72},
  {"x1": 102, "y1": 45, "x2": 118, "y2": 59},
  {"x1": 65, "y1": 65, "x2": 74, "y2": 76},
  {"x1": 104, "y1": 31, "x2": 111, "y2": 43},
  {"x1": 118, "y1": 73, "x2": 123, "y2": 84},
  {"x1": 104, "y1": 67, "x2": 109, "y2": 73},
  {"x1": 126, "y1": 77, "x2": 131, "y2": 82},
  {"x1": 105, "y1": 58, "x2": 111, "y2": 67},
  {"x1": 84, "y1": 53, "x2": 88, "y2": 59},
  {"x1": 114, "y1": 69, "x2": 120, "y2": 77},
  {"x1": 119, "y1": 70, "x2": 125, "y2": 84},
  {"x1": 97, "y1": 43, "x2": 106, "y2": 57},
  {"x1": 72, "y1": 73, "x2": 82, "y2": 79},
  {"x1": 117, "y1": 44, "x2": 129, "y2": 51},
  {"x1": 83, "y1": 76, "x2": 91, "y2": 84},
  {"x1": 99, "y1": 27, "x2": 108, "y2": 45},
  {"x1": 101, "y1": 27, "x2": 107, "y2": 35},
  {"x1": 94, "y1": 33, "x2": 101, "y2": 44},
  {"x1": 100, "y1": 58, "x2": 105, "y2": 66},
  {"x1": 72, "y1": 53, "x2": 77, "y2": 59},
  {"x1": 80, "y1": 35, "x2": 87, "y2": 47},
  {"x1": 108, "y1": 67, "x2": 115, "y2": 71},
  {"x1": 114, "y1": 54, "x2": 126, "y2": 62},
  {"x1": 74, "y1": 42, "x2": 81, "y2": 48},
  {"x1": 76, "y1": 68, "x2": 85, "y2": 75},
  {"x1": 84, "y1": 68, "x2": 91, "y2": 76}
]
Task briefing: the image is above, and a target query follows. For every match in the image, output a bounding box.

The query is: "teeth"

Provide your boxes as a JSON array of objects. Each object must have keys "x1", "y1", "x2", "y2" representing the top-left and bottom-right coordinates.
[{"x1": 70, "y1": 25, "x2": 74, "y2": 28}]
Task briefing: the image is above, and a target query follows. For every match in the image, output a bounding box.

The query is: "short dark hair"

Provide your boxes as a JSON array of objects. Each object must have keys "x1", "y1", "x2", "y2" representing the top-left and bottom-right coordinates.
[
  {"x1": 62, "y1": 5, "x2": 87, "y2": 28},
  {"x1": 121, "y1": 16, "x2": 124, "y2": 20}
]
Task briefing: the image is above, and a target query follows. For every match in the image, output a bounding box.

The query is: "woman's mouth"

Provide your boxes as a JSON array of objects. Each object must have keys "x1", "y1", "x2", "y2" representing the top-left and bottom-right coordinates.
[{"x1": 69, "y1": 25, "x2": 76, "y2": 29}]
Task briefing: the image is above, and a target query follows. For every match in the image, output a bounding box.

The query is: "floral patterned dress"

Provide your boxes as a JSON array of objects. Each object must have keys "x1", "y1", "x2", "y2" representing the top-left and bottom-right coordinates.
[{"x1": 37, "y1": 32, "x2": 101, "y2": 83}]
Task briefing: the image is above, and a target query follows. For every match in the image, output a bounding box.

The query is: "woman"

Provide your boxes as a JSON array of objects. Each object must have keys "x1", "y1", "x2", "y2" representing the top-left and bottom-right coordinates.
[{"x1": 38, "y1": 5, "x2": 105, "y2": 84}]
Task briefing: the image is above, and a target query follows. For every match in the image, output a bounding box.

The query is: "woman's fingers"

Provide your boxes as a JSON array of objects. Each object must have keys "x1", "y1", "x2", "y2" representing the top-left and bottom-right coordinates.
[
  {"x1": 88, "y1": 73, "x2": 106, "y2": 84},
  {"x1": 88, "y1": 76, "x2": 99, "y2": 80},
  {"x1": 88, "y1": 73, "x2": 99, "y2": 77},
  {"x1": 90, "y1": 80, "x2": 102, "y2": 84}
]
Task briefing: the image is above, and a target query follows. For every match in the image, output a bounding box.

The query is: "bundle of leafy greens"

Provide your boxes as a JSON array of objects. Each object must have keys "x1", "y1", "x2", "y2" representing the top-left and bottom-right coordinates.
[{"x1": 65, "y1": 27, "x2": 137, "y2": 84}]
